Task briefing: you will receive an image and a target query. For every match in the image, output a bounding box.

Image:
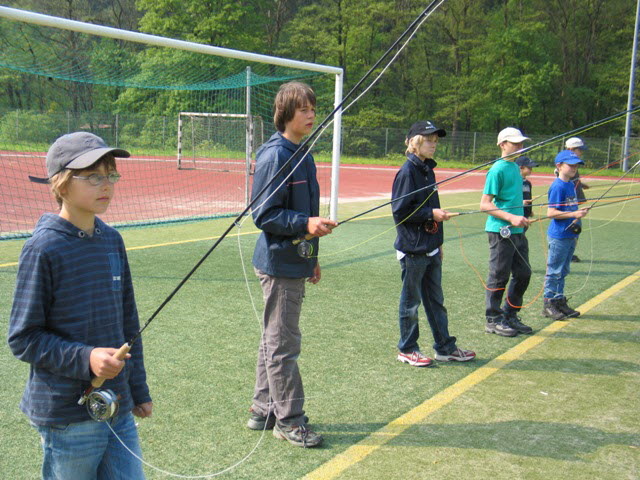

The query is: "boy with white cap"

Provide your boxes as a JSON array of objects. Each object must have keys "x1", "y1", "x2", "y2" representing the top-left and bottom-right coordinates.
[
  {"x1": 479, "y1": 127, "x2": 533, "y2": 337},
  {"x1": 564, "y1": 137, "x2": 590, "y2": 262}
]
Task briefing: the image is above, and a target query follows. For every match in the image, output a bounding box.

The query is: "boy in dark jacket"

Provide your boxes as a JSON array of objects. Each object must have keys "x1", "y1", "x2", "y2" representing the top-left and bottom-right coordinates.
[
  {"x1": 248, "y1": 82, "x2": 336, "y2": 447},
  {"x1": 391, "y1": 121, "x2": 475, "y2": 367},
  {"x1": 8, "y1": 132, "x2": 151, "y2": 479}
]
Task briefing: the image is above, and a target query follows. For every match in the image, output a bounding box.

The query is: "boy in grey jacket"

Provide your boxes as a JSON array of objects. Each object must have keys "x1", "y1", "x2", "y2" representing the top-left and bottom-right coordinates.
[{"x1": 248, "y1": 82, "x2": 336, "y2": 448}]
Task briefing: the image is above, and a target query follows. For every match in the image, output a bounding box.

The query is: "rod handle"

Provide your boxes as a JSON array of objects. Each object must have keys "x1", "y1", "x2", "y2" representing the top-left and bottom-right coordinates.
[
  {"x1": 90, "y1": 343, "x2": 131, "y2": 389},
  {"x1": 292, "y1": 224, "x2": 336, "y2": 246}
]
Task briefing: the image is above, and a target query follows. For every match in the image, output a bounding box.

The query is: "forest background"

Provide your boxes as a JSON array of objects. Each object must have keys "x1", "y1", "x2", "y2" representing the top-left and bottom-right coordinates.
[{"x1": 0, "y1": 0, "x2": 637, "y2": 139}]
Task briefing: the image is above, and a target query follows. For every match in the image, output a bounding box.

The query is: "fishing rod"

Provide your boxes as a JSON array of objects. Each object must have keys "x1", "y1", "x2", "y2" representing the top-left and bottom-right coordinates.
[
  {"x1": 76, "y1": 0, "x2": 447, "y2": 422},
  {"x1": 293, "y1": 106, "x2": 640, "y2": 254},
  {"x1": 483, "y1": 194, "x2": 640, "y2": 239},
  {"x1": 565, "y1": 158, "x2": 640, "y2": 231},
  {"x1": 447, "y1": 192, "x2": 640, "y2": 218}
]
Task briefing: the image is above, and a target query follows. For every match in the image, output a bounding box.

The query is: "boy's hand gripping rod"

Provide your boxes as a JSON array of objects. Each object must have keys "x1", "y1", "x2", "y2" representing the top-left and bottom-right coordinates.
[{"x1": 78, "y1": 343, "x2": 132, "y2": 405}]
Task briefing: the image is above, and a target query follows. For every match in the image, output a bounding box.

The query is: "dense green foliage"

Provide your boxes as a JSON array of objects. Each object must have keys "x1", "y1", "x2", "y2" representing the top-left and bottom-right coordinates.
[{"x1": 0, "y1": 0, "x2": 637, "y2": 135}]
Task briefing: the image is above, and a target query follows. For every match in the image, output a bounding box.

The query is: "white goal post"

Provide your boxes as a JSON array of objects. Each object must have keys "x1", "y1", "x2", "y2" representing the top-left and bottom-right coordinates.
[
  {"x1": 0, "y1": 6, "x2": 344, "y2": 221},
  {"x1": 177, "y1": 112, "x2": 264, "y2": 205}
]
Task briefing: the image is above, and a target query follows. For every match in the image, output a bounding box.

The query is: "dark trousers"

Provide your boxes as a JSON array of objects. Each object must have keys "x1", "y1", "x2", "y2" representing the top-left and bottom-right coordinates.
[
  {"x1": 485, "y1": 232, "x2": 531, "y2": 321},
  {"x1": 398, "y1": 253, "x2": 456, "y2": 355}
]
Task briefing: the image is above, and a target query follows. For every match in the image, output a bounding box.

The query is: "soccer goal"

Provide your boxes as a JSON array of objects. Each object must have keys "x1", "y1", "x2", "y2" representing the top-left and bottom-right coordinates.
[
  {"x1": 0, "y1": 6, "x2": 344, "y2": 239},
  {"x1": 177, "y1": 112, "x2": 265, "y2": 205}
]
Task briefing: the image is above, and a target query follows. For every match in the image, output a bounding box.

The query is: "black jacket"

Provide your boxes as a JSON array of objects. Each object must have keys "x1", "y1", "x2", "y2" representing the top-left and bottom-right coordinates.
[{"x1": 392, "y1": 154, "x2": 444, "y2": 254}]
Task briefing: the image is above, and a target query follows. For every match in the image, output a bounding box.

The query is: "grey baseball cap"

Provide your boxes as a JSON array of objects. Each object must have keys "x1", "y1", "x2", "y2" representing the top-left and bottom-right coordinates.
[{"x1": 30, "y1": 132, "x2": 130, "y2": 183}]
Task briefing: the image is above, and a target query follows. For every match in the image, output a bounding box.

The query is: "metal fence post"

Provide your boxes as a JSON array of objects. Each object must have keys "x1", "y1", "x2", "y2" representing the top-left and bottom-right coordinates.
[
  {"x1": 385, "y1": 128, "x2": 389, "y2": 156},
  {"x1": 472, "y1": 132, "x2": 477, "y2": 163}
]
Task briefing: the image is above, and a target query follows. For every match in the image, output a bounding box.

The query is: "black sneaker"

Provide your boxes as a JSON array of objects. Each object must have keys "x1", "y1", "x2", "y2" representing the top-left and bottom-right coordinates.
[
  {"x1": 505, "y1": 314, "x2": 533, "y2": 334},
  {"x1": 556, "y1": 297, "x2": 580, "y2": 318},
  {"x1": 542, "y1": 298, "x2": 566, "y2": 321},
  {"x1": 485, "y1": 320, "x2": 517, "y2": 337},
  {"x1": 273, "y1": 423, "x2": 323, "y2": 448},
  {"x1": 247, "y1": 409, "x2": 276, "y2": 430},
  {"x1": 247, "y1": 409, "x2": 308, "y2": 431}
]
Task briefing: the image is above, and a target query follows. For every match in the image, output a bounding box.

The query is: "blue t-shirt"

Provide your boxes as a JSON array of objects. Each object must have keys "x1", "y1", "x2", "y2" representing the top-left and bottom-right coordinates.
[
  {"x1": 547, "y1": 178, "x2": 580, "y2": 239},
  {"x1": 483, "y1": 159, "x2": 524, "y2": 234}
]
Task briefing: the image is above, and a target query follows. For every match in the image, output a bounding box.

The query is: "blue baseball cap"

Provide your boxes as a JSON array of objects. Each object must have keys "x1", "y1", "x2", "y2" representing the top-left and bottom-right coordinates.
[{"x1": 555, "y1": 150, "x2": 584, "y2": 165}]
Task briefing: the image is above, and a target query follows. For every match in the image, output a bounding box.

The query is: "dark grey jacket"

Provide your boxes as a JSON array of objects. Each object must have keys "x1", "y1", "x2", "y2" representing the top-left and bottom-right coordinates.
[{"x1": 251, "y1": 132, "x2": 320, "y2": 278}]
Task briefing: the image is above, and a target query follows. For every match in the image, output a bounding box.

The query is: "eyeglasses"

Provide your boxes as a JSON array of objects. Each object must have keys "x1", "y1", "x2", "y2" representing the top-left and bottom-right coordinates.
[{"x1": 72, "y1": 173, "x2": 121, "y2": 186}]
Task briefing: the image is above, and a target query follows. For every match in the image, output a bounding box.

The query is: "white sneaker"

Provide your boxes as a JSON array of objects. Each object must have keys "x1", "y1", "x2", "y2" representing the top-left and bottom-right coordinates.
[
  {"x1": 435, "y1": 347, "x2": 476, "y2": 362},
  {"x1": 397, "y1": 350, "x2": 434, "y2": 367}
]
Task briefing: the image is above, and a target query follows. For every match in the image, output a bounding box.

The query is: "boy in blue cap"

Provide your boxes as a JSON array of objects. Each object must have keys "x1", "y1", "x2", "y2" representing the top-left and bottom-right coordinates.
[
  {"x1": 542, "y1": 150, "x2": 589, "y2": 320},
  {"x1": 8, "y1": 132, "x2": 152, "y2": 479}
]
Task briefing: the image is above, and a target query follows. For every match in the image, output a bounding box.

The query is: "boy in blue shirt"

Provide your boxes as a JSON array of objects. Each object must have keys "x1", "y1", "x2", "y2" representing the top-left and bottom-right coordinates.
[
  {"x1": 480, "y1": 128, "x2": 533, "y2": 337},
  {"x1": 8, "y1": 132, "x2": 152, "y2": 479},
  {"x1": 542, "y1": 150, "x2": 589, "y2": 320}
]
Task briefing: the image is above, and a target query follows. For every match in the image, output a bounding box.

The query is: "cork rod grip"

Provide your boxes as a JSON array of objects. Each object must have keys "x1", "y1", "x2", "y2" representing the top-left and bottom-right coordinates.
[{"x1": 90, "y1": 342, "x2": 131, "y2": 388}]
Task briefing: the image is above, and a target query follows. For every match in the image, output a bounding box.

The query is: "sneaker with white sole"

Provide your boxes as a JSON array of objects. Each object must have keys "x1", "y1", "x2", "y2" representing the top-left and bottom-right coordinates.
[
  {"x1": 397, "y1": 350, "x2": 434, "y2": 367},
  {"x1": 435, "y1": 347, "x2": 476, "y2": 362}
]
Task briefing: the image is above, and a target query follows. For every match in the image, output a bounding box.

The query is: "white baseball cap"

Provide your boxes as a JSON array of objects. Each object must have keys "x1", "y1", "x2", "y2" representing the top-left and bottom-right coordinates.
[
  {"x1": 497, "y1": 127, "x2": 530, "y2": 146},
  {"x1": 565, "y1": 137, "x2": 588, "y2": 150}
]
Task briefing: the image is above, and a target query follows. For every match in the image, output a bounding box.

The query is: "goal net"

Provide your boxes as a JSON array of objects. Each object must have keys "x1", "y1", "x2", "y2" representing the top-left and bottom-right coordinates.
[{"x1": 0, "y1": 7, "x2": 342, "y2": 240}]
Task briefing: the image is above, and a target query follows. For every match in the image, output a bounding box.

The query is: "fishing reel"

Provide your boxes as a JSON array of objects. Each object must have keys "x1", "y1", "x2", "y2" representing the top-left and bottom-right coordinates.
[
  {"x1": 84, "y1": 389, "x2": 119, "y2": 422},
  {"x1": 569, "y1": 223, "x2": 582, "y2": 234},
  {"x1": 423, "y1": 220, "x2": 439, "y2": 234},
  {"x1": 297, "y1": 239, "x2": 314, "y2": 259},
  {"x1": 499, "y1": 225, "x2": 512, "y2": 238}
]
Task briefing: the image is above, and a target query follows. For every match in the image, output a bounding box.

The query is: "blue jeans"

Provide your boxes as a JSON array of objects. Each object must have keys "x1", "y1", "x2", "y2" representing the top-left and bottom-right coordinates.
[
  {"x1": 544, "y1": 236, "x2": 576, "y2": 299},
  {"x1": 398, "y1": 253, "x2": 456, "y2": 355},
  {"x1": 34, "y1": 413, "x2": 144, "y2": 480}
]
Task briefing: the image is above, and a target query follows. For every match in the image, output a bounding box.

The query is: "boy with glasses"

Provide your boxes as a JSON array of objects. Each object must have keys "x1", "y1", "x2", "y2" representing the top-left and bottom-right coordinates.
[{"x1": 8, "y1": 132, "x2": 152, "y2": 479}]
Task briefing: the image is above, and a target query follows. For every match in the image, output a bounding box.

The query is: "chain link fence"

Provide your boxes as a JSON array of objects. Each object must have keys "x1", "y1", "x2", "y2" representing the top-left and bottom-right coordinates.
[{"x1": 0, "y1": 110, "x2": 637, "y2": 170}]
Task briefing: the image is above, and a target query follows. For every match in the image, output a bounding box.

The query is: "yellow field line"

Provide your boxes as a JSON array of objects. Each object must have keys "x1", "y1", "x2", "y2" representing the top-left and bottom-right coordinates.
[
  {"x1": 0, "y1": 228, "x2": 262, "y2": 269},
  {"x1": 303, "y1": 268, "x2": 640, "y2": 480}
]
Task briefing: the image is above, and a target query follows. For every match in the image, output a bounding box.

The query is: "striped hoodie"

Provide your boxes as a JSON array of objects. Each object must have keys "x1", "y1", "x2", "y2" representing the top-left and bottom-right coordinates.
[{"x1": 8, "y1": 213, "x2": 151, "y2": 426}]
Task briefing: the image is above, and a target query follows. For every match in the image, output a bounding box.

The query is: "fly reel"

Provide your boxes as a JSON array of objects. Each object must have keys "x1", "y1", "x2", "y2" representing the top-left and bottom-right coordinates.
[
  {"x1": 297, "y1": 240, "x2": 314, "y2": 259},
  {"x1": 569, "y1": 223, "x2": 582, "y2": 234},
  {"x1": 86, "y1": 389, "x2": 119, "y2": 422},
  {"x1": 499, "y1": 225, "x2": 512, "y2": 238}
]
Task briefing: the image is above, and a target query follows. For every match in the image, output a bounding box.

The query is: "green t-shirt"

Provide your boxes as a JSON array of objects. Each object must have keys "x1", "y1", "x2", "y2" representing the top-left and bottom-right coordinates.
[{"x1": 483, "y1": 159, "x2": 524, "y2": 234}]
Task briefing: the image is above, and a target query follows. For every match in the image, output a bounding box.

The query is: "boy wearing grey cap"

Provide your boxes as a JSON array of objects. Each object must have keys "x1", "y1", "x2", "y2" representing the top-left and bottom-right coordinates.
[{"x1": 8, "y1": 132, "x2": 151, "y2": 479}]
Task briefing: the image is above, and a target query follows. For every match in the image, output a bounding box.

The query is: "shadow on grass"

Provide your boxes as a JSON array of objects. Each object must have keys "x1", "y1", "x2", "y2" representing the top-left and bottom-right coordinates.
[
  {"x1": 580, "y1": 314, "x2": 640, "y2": 323},
  {"x1": 502, "y1": 358, "x2": 637, "y2": 375},
  {"x1": 366, "y1": 420, "x2": 640, "y2": 461}
]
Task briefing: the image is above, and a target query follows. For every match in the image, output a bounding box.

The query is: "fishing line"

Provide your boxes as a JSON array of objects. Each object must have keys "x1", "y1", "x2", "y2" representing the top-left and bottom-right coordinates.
[
  {"x1": 293, "y1": 107, "x2": 640, "y2": 255},
  {"x1": 85, "y1": 1, "x2": 451, "y2": 475}
]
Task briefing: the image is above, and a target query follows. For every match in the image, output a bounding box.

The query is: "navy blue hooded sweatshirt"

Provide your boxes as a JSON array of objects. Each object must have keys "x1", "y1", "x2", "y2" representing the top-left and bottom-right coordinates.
[
  {"x1": 392, "y1": 153, "x2": 444, "y2": 254},
  {"x1": 251, "y1": 132, "x2": 320, "y2": 278},
  {"x1": 8, "y1": 214, "x2": 151, "y2": 425}
]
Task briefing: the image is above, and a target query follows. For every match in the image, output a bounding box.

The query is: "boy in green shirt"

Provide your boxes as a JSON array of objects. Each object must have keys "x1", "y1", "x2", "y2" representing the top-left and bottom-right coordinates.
[{"x1": 479, "y1": 127, "x2": 533, "y2": 337}]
